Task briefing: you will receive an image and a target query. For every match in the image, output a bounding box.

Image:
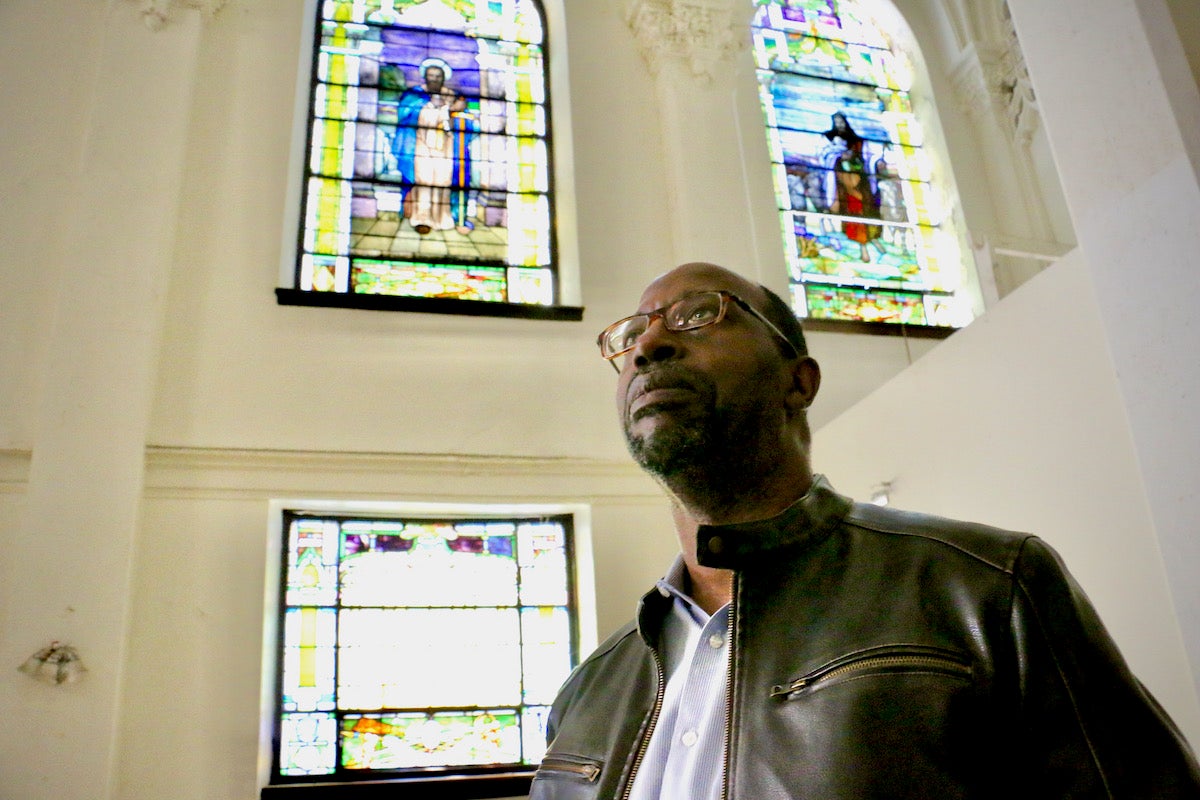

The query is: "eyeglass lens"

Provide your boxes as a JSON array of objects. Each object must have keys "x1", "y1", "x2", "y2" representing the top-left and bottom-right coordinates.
[{"x1": 602, "y1": 293, "x2": 724, "y2": 358}]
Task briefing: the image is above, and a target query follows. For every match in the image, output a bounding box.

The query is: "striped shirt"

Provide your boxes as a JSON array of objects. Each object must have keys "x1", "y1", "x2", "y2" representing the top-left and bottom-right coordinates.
[{"x1": 627, "y1": 558, "x2": 731, "y2": 800}]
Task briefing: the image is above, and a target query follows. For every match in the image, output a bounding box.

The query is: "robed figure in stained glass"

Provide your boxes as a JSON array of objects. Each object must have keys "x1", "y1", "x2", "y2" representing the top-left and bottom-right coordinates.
[
  {"x1": 822, "y1": 112, "x2": 883, "y2": 262},
  {"x1": 393, "y1": 58, "x2": 478, "y2": 235}
]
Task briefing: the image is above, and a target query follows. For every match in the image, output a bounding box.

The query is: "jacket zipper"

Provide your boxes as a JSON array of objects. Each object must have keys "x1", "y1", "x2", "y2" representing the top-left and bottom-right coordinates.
[
  {"x1": 770, "y1": 649, "x2": 971, "y2": 699},
  {"x1": 719, "y1": 574, "x2": 738, "y2": 800},
  {"x1": 536, "y1": 756, "x2": 602, "y2": 782},
  {"x1": 619, "y1": 644, "x2": 667, "y2": 800}
]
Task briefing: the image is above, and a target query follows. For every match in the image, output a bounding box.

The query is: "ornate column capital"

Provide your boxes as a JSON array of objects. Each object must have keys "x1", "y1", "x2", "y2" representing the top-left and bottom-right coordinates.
[
  {"x1": 996, "y1": 3, "x2": 1039, "y2": 147},
  {"x1": 132, "y1": 0, "x2": 228, "y2": 32},
  {"x1": 948, "y1": 5, "x2": 1039, "y2": 147},
  {"x1": 624, "y1": 0, "x2": 745, "y2": 82},
  {"x1": 948, "y1": 43, "x2": 999, "y2": 125}
]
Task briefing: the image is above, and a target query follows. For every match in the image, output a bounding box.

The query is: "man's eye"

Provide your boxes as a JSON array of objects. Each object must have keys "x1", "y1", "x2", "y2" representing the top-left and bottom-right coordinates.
[{"x1": 682, "y1": 305, "x2": 717, "y2": 325}]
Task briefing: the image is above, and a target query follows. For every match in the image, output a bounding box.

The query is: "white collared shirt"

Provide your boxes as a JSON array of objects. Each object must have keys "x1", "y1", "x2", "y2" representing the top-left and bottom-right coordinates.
[{"x1": 627, "y1": 558, "x2": 730, "y2": 800}]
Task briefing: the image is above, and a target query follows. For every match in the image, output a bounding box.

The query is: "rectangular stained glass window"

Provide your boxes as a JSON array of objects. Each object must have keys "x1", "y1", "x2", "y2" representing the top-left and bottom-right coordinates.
[
  {"x1": 294, "y1": 0, "x2": 558, "y2": 309},
  {"x1": 753, "y1": 0, "x2": 974, "y2": 329},
  {"x1": 270, "y1": 512, "x2": 579, "y2": 786}
]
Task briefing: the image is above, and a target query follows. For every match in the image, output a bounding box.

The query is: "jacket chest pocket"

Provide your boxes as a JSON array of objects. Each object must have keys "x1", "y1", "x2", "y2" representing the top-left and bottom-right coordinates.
[{"x1": 770, "y1": 644, "x2": 972, "y2": 700}]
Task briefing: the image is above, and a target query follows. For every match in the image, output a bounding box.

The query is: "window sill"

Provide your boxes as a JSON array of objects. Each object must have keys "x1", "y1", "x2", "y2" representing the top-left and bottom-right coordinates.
[
  {"x1": 800, "y1": 317, "x2": 959, "y2": 339},
  {"x1": 276, "y1": 288, "x2": 585, "y2": 321},
  {"x1": 261, "y1": 771, "x2": 533, "y2": 799}
]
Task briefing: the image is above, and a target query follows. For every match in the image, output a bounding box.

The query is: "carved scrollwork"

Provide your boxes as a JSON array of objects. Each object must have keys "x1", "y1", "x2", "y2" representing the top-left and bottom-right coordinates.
[
  {"x1": 625, "y1": 0, "x2": 745, "y2": 81},
  {"x1": 134, "y1": 0, "x2": 228, "y2": 32},
  {"x1": 948, "y1": 2, "x2": 1039, "y2": 147}
]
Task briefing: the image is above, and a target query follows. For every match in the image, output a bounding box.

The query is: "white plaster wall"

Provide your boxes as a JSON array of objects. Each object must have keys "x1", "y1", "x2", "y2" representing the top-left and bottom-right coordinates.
[
  {"x1": 1007, "y1": 0, "x2": 1200, "y2": 706},
  {"x1": 814, "y1": 251, "x2": 1200, "y2": 746}
]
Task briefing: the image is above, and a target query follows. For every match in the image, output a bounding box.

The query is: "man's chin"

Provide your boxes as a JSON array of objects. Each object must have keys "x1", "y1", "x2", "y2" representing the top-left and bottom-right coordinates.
[{"x1": 624, "y1": 421, "x2": 710, "y2": 480}]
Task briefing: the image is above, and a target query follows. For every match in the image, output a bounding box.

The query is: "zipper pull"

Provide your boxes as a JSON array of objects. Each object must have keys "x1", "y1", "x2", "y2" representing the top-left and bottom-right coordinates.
[{"x1": 769, "y1": 678, "x2": 807, "y2": 698}]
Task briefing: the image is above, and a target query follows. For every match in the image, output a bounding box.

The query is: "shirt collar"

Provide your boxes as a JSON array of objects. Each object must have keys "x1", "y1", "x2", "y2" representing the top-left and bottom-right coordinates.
[{"x1": 653, "y1": 556, "x2": 710, "y2": 627}]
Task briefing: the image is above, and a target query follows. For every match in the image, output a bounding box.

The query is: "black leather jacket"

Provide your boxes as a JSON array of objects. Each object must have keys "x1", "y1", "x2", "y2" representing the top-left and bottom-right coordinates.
[{"x1": 530, "y1": 477, "x2": 1200, "y2": 799}]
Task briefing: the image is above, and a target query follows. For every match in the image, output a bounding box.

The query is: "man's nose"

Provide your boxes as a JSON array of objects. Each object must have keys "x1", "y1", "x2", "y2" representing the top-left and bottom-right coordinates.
[{"x1": 630, "y1": 316, "x2": 680, "y2": 368}]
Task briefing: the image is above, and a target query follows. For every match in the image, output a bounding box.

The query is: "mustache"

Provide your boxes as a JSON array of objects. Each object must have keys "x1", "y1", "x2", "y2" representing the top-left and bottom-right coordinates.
[{"x1": 626, "y1": 365, "x2": 710, "y2": 413}]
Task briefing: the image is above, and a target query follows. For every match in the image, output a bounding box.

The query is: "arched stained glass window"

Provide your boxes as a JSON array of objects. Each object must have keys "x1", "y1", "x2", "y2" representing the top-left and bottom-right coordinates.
[
  {"x1": 287, "y1": 0, "x2": 571, "y2": 318},
  {"x1": 752, "y1": 0, "x2": 973, "y2": 329}
]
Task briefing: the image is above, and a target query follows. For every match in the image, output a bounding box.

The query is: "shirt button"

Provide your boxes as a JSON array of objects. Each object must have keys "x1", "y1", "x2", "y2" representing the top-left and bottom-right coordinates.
[
  {"x1": 708, "y1": 634, "x2": 724, "y2": 649},
  {"x1": 681, "y1": 730, "x2": 699, "y2": 747}
]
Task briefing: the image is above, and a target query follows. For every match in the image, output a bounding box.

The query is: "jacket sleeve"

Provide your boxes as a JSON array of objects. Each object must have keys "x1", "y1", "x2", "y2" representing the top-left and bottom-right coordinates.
[{"x1": 1009, "y1": 536, "x2": 1200, "y2": 796}]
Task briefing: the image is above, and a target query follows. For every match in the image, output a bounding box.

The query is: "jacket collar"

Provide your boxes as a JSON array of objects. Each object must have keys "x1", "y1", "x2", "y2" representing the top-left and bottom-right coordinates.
[
  {"x1": 693, "y1": 474, "x2": 852, "y2": 569},
  {"x1": 635, "y1": 476, "x2": 853, "y2": 644}
]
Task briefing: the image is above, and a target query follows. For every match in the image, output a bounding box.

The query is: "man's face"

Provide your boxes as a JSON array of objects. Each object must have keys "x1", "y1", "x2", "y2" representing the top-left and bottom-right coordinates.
[
  {"x1": 424, "y1": 66, "x2": 445, "y2": 93},
  {"x1": 615, "y1": 264, "x2": 791, "y2": 481}
]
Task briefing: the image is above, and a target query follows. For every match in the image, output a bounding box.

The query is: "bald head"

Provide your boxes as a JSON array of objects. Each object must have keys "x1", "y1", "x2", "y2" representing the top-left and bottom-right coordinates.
[{"x1": 640, "y1": 263, "x2": 808, "y2": 357}]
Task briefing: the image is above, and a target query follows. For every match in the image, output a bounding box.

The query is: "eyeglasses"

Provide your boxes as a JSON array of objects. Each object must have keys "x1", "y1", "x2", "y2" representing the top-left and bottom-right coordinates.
[{"x1": 597, "y1": 290, "x2": 799, "y2": 371}]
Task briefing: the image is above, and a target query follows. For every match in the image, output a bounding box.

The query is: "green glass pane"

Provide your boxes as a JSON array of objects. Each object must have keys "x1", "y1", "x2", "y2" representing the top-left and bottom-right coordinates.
[
  {"x1": 803, "y1": 284, "x2": 929, "y2": 325},
  {"x1": 341, "y1": 709, "x2": 522, "y2": 770},
  {"x1": 350, "y1": 260, "x2": 508, "y2": 300}
]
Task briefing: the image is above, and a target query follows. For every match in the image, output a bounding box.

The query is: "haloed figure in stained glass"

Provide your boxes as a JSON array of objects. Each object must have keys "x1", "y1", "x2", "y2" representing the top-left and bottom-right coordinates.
[
  {"x1": 823, "y1": 112, "x2": 884, "y2": 263},
  {"x1": 392, "y1": 57, "x2": 478, "y2": 236}
]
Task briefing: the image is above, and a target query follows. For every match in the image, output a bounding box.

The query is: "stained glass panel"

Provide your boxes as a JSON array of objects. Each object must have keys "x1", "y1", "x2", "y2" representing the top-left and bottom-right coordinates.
[
  {"x1": 296, "y1": 0, "x2": 557, "y2": 306},
  {"x1": 273, "y1": 511, "x2": 578, "y2": 783},
  {"x1": 753, "y1": 0, "x2": 973, "y2": 328},
  {"x1": 340, "y1": 710, "x2": 523, "y2": 770}
]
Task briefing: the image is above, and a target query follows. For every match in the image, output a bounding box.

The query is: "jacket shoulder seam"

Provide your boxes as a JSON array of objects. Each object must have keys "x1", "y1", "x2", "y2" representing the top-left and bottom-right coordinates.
[{"x1": 844, "y1": 506, "x2": 1031, "y2": 575}]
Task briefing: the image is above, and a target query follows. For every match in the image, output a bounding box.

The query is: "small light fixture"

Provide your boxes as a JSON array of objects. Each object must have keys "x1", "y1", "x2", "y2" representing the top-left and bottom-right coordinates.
[
  {"x1": 870, "y1": 481, "x2": 893, "y2": 507},
  {"x1": 18, "y1": 642, "x2": 86, "y2": 685}
]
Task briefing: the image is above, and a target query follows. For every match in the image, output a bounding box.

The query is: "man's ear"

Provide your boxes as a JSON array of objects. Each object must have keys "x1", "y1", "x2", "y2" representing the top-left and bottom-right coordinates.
[{"x1": 785, "y1": 356, "x2": 821, "y2": 416}]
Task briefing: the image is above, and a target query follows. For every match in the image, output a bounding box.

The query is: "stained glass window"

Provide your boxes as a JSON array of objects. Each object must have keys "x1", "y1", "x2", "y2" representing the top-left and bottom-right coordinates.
[
  {"x1": 752, "y1": 0, "x2": 973, "y2": 328},
  {"x1": 294, "y1": 0, "x2": 558, "y2": 309},
  {"x1": 270, "y1": 512, "x2": 579, "y2": 786}
]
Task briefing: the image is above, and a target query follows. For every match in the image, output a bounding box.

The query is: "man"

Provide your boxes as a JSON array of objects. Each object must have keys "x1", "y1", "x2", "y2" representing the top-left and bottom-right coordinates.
[
  {"x1": 529, "y1": 262, "x2": 1200, "y2": 798},
  {"x1": 392, "y1": 57, "x2": 476, "y2": 235}
]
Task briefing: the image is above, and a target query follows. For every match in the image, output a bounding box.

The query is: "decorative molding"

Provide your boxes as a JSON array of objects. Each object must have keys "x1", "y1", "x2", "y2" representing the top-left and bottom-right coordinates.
[
  {"x1": 133, "y1": 0, "x2": 228, "y2": 32},
  {"x1": 996, "y1": 1, "x2": 1039, "y2": 147},
  {"x1": 141, "y1": 446, "x2": 661, "y2": 501},
  {"x1": 624, "y1": 0, "x2": 744, "y2": 81},
  {"x1": 948, "y1": 44, "x2": 996, "y2": 124},
  {"x1": 4, "y1": 445, "x2": 662, "y2": 500},
  {"x1": 947, "y1": 2, "x2": 1039, "y2": 147}
]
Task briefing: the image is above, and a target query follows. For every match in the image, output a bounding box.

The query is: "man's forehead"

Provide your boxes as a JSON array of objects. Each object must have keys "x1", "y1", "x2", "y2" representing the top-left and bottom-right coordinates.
[{"x1": 637, "y1": 264, "x2": 760, "y2": 310}]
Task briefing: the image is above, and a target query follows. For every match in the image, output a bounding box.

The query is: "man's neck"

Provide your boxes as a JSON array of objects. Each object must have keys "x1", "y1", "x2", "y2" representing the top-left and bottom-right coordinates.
[
  {"x1": 667, "y1": 467, "x2": 814, "y2": 616},
  {"x1": 665, "y1": 461, "x2": 814, "y2": 527}
]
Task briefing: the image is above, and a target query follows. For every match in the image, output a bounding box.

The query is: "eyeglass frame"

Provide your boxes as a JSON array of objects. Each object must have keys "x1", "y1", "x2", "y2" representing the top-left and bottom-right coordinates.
[{"x1": 597, "y1": 290, "x2": 800, "y2": 372}]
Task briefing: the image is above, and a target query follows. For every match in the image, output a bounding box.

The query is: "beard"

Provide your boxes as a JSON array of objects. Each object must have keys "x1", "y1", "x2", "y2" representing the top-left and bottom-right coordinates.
[{"x1": 624, "y1": 394, "x2": 781, "y2": 511}]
